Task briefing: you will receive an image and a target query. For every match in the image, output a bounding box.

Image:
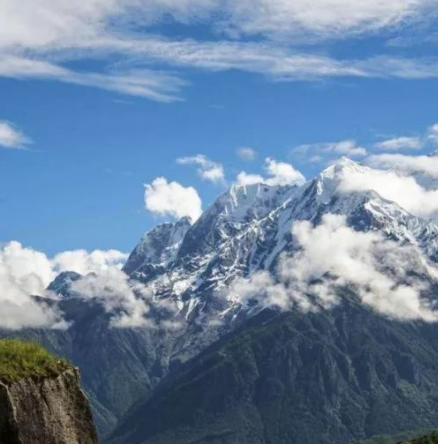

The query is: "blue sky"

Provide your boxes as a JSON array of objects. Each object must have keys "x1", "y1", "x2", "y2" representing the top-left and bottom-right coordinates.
[{"x1": 1, "y1": 0, "x2": 438, "y2": 256}]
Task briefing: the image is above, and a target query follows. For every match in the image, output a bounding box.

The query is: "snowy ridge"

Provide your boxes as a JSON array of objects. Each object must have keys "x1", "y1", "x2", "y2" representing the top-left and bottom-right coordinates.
[
  {"x1": 52, "y1": 158, "x2": 438, "y2": 330},
  {"x1": 123, "y1": 216, "x2": 192, "y2": 278},
  {"x1": 115, "y1": 158, "x2": 438, "y2": 329}
]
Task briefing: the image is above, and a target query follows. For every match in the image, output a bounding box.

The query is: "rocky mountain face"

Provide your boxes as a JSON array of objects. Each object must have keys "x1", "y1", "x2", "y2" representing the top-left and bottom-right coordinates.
[
  {"x1": 3, "y1": 158, "x2": 438, "y2": 443},
  {"x1": 0, "y1": 367, "x2": 97, "y2": 444}
]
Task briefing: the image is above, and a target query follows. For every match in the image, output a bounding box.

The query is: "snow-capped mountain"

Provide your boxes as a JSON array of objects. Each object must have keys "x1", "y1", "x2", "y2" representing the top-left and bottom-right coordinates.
[
  {"x1": 47, "y1": 271, "x2": 83, "y2": 298},
  {"x1": 123, "y1": 216, "x2": 192, "y2": 278},
  {"x1": 121, "y1": 157, "x2": 438, "y2": 326},
  {"x1": 7, "y1": 157, "x2": 438, "y2": 442}
]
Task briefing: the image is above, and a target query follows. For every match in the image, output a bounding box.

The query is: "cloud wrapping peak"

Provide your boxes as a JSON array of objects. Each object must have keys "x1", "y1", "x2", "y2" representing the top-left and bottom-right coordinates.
[
  {"x1": 230, "y1": 214, "x2": 438, "y2": 322},
  {"x1": 144, "y1": 177, "x2": 203, "y2": 220},
  {"x1": 366, "y1": 153, "x2": 438, "y2": 180},
  {"x1": 70, "y1": 268, "x2": 154, "y2": 328},
  {"x1": 0, "y1": 241, "x2": 128, "y2": 330},
  {"x1": 0, "y1": 241, "x2": 62, "y2": 330},
  {"x1": 338, "y1": 164, "x2": 438, "y2": 220}
]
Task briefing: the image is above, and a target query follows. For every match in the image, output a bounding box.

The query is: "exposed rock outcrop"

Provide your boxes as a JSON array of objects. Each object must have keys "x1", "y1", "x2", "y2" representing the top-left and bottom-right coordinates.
[{"x1": 0, "y1": 367, "x2": 98, "y2": 444}]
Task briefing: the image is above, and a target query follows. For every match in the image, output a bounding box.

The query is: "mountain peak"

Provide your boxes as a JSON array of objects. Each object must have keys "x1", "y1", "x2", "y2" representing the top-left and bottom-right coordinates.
[
  {"x1": 47, "y1": 271, "x2": 83, "y2": 298},
  {"x1": 320, "y1": 156, "x2": 362, "y2": 178},
  {"x1": 123, "y1": 217, "x2": 191, "y2": 277},
  {"x1": 311, "y1": 157, "x2": 365, "y2": 204}
]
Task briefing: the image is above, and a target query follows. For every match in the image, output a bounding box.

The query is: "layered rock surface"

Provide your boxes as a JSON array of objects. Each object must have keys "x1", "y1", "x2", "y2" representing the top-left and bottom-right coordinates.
[{"x1": 0, "y1": 357, "x2": 97, "y2": 444}]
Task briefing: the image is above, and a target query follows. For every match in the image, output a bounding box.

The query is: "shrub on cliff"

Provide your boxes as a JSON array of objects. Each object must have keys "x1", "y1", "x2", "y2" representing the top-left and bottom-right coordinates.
[{"x1": 0, "y1": 339, "x2": 69, "y2": 383}]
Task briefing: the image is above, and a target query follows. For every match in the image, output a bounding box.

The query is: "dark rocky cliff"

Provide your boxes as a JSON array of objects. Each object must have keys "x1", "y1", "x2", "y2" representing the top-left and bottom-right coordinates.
[{"x1": 0, "y1": 340, "x2": 98, "y2": 444}]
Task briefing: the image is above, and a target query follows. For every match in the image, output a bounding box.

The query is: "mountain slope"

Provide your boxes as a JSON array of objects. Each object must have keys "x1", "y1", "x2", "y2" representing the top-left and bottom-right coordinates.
[{"x1": 110, "y1": 298, "x2": 438, "y2": 444}]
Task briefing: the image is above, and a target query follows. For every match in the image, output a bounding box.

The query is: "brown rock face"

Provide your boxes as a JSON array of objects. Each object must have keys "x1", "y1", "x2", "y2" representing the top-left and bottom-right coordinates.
[{"x1": 0, "y1": 368, "x2": 98, "y2": 444}]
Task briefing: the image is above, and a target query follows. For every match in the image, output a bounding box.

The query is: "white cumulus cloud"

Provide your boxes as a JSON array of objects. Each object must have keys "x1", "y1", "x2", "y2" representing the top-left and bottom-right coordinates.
[
  {"x1": 53, "y1": 249, "x2": 128, "y2": 275},
  {"x1": 144, "y1": 177, "x2": 203, "y2": 221},
  {"x1": 264, "y1": 158, "x2": 306, "y2": 186},
  {"x1": 236, "y1": 158, "x2": 305, "y2": 187},
  {"x1": 236, "y1": 171, "x2": 265, "y2": 186},
  {"x1": 0, "y1": 120, "x2": 30, "y2": 149}
]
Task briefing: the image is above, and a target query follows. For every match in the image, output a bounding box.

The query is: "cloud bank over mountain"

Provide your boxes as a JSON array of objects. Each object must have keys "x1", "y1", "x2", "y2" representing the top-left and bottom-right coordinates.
[
  {"x1": 0, "y1": 241, "x2": 128, "y2": 329},
  {"x1": 4, "y1": 146, "x2": 438, "y2": 330},
  {"x1": 230, "y1": 214, "x2": 438, "y2": 322}
]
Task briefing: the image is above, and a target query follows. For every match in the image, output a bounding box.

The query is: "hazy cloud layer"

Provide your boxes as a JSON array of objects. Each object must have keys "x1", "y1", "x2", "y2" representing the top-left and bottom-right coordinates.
[
  {"x1": 294, "y1": 139, "x2": 367, "y2": 162},
  {"x1": 374, "y1": 136, "x2": 423, "y2": 151},
  {"x1": 237, "y1": 147, "x2": 257, "y2": 161}
]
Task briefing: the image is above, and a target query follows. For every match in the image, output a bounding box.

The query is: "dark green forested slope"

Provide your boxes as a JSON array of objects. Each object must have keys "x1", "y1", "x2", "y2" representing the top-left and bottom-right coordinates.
[
  {"x1": 361, "y1": 430, "x2": 438, "y2": 444},
  {"x1": 402, "y1": 431, "x2": 438, "y2": 444},
  {"x1": 110, "y1": 299, "x2": 438, "y2": 444}
]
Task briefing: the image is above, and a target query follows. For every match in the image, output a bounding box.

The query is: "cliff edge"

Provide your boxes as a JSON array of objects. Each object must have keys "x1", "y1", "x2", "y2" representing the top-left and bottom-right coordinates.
[{"x1": 0, "y1": 339, "x2": 98, "y2": 444}]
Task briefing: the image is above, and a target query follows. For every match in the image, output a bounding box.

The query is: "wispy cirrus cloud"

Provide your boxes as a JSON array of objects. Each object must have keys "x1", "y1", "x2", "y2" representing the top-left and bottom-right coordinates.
[
  {"x1": 236, "y1": 147, "x2": 257, "y2": 161},
  {"x1": 177, "y1": 154, "x2": 225, "y2": 184},
  {"x1": 372, "y1": 121, "x2": 438, "y2": 153},
  {"x1": 0, "y1": 0, "x2": 437, "y2": 100},
  {"x1": 293, "y1": 139, "x2": 367, "y2": 164},
  {"x1": 0, "y1": 56, "x2": 186, "y2": 102},
  {"x1": 374, "y1": 136, "x2": 423, "y2": 151}
]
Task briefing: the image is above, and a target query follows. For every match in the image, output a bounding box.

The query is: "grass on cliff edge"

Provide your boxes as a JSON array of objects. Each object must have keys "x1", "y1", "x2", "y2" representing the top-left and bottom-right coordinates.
[{"x1": 0, "y1": 339, "x2": 69, "y2": 383}]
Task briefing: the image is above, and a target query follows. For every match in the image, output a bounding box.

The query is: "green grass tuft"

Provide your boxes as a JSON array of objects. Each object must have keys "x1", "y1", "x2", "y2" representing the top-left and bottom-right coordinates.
[{"x1": 0, "y1": 339, "x2": 70, "y2": 384}]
